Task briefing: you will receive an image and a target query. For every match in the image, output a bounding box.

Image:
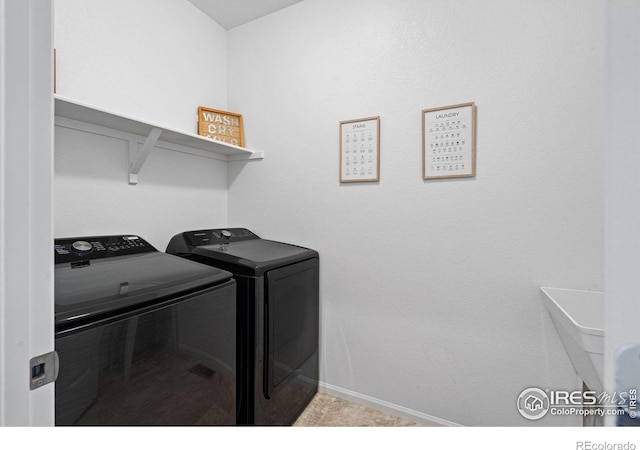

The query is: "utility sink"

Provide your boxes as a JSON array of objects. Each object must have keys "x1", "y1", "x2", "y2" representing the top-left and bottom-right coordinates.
[{"x1": 541, "y1": 287, "x2": 604, "y2": 392}]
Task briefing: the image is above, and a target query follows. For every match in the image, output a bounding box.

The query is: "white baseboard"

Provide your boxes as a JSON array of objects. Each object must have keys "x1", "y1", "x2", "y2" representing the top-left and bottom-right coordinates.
[{"x1": 319, "y1": 382, "x2": 462, "y2": 427}]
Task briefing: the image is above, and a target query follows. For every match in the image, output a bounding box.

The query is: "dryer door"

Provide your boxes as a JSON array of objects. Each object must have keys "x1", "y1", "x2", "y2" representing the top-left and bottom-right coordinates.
[{"x1": 264, "y1": 258, "x2": 319, "y2": 398}]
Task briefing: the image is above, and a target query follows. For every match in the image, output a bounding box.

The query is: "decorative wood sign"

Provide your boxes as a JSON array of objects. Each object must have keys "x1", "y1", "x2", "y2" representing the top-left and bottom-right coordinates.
[
  {"x1": 198, "y1": 106, "x2": 244, "y2": 147},
  {"x1": 422, "y1": 102, "x2": 476, "y2": 179},
  {"x1": 339, "y1": 116, "x2": 380, "y2": 183}
]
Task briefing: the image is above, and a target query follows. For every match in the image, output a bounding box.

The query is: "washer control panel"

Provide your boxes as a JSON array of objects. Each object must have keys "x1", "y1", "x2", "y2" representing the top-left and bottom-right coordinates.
[
  {"x1": 183, "y1": 228, "x2": 259, "y2": 247},
  {"x1": 55, "y1": 235, "x2": 157, "y2": 264}
]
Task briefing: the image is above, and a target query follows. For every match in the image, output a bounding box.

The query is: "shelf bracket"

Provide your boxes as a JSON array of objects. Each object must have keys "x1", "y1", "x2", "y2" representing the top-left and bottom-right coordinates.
[{"x1": 129, "y1": 127, "x2": 162, "y2": 185}]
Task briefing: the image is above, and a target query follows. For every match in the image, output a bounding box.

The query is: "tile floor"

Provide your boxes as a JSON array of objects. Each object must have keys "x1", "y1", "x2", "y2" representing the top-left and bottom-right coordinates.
[{"x1": 293, "y1": 393, "x2": 418, "y2": 427}]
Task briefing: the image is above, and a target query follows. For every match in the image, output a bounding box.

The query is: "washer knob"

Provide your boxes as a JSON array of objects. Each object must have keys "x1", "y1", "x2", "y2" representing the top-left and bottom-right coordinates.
[
  {"x1": 219, "y1": 230, "x2": 232, "y2": 251},
  {"x1": 71, "y1": 240, "x2": 92, "y2": 253}
]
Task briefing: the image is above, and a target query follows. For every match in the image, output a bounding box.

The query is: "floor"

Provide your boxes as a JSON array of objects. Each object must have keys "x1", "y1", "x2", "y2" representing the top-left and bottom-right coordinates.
[{"x1": 293, "y1": 393, "x2": 418, "y2": 427}]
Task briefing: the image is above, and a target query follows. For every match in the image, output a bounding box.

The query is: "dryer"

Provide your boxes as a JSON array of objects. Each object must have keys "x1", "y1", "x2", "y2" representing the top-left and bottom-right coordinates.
[
  {"x1": 54, "y1": 235, "x2": 236, "y2": 425},
  {"x1": 166, "y1": 228, "x2": 319, "y2": 425}
]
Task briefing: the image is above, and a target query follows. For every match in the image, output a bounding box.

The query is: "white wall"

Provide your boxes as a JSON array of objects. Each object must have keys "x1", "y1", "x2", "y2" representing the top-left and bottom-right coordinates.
[
  {"x1": 54, "y1": 0, "x2": 227, "y2": 132},
  {"x1": 54, "y1": 0, "x2": 229, "y2": 248},
  {"x1": 227, "y1": 0, "x2": 604, "y2": 425},
  {"x1": 54, "y1": 127, "x2": 229, "y2": 248}
]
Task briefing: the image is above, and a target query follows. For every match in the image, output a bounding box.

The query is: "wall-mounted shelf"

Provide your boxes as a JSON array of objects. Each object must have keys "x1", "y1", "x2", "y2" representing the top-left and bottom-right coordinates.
[{"x1": 54, "y1": 95, "x2": 264, "y2": 184}]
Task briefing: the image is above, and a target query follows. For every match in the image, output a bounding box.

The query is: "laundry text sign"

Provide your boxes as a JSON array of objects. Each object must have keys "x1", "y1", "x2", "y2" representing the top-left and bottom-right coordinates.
[
  {"x1": 422, "y1": 102, "x2": 476, "y2": 179},
  {"x1": 340, "y1": 116, "x2": 380, "y2": 183},
  {"x1": 198, "y1": 106, "x2": 244, "y2": 147}
]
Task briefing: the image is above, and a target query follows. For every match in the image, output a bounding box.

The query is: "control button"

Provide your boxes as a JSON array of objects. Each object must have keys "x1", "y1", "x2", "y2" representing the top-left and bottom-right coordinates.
[
  {"x1": 71, "y1": 240, "x2": 92, "y2": 253},
  {"x1": 221, "y1": 230, "x2": 232, "y2": 240}
]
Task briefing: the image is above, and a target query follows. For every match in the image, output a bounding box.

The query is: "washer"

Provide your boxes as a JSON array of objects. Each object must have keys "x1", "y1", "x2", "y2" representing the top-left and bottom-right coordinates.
[
  {"x1": 54, "y1": 235, "x2": 236, "y2": 425},
  {"x1": 166, "y1": 228, "x2": 319, "y2": 425}
]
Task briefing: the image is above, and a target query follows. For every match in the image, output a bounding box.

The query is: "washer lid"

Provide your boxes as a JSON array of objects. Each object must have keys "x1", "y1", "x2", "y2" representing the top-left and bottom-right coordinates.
[
  {"x1": 55, "y1": 252, "x2": 232, "y2": 327},
  {"x1": 192, "y1": 239, "x2": 318, "y2": 276}
]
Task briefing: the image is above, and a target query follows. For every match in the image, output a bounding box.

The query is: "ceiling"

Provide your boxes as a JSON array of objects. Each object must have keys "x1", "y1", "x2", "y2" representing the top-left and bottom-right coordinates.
[{"x1": 187, "y1": 0, "x2": 304, "y2": 30}]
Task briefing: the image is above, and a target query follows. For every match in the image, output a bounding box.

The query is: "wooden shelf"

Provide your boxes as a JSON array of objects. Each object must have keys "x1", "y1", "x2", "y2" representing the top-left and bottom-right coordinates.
[{"x1": 54, "y1": 95, "x2": 263, "y2": 184}]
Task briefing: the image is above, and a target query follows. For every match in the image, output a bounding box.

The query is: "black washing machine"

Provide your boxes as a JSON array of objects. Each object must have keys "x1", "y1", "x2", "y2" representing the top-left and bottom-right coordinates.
[
  {"x1": 54, "y1": 235, "x2": 236, "y2": 425},
  {"x1": 166, "y1": 228, "x2": 319, "y2": 425}
]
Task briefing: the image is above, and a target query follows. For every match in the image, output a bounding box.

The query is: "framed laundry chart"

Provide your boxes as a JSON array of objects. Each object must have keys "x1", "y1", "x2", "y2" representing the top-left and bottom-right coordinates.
[
  {"x1": 339, "y1": 116, "x2": 380, "y2": 183},
  {"x1": 422, "y1": 102, "x2": 476, "y2": 179}
]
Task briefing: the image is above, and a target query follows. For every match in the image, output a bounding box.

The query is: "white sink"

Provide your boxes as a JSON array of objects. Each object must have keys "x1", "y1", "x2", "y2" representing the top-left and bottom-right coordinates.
[{"x1": 541, "y1": 287, "x2": 604, "y2": 392}]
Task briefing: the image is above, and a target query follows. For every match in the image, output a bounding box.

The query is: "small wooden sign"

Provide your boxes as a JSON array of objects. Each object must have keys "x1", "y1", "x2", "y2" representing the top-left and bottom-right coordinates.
[{"x1": 198, "y1": 106, "x2": 244, "y2": 147}]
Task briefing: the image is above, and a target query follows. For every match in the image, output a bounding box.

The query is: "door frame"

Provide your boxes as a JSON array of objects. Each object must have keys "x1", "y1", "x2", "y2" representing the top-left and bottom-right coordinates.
[
  {"x1": 603, "y1": 0, "x2": 640, "y2": 426},
  {"x1": 0, "y1": 0, "x2": 54, "y2": 426}
]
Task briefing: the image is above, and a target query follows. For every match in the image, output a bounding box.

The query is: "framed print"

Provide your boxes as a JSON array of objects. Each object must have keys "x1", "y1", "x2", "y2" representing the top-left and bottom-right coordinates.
[
  {"x1": 340, "y1": 116, "x2": 380, "y2": 182},
  {"x1": 422, "y1": 102, "x2": 475, "y2": 179}
]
